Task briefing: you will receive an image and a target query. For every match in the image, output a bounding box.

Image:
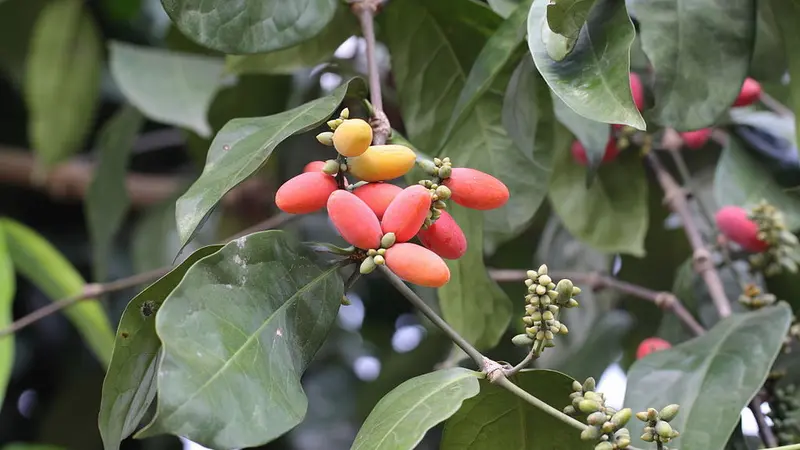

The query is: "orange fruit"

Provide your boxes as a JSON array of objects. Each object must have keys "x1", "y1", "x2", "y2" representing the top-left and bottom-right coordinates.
[
  {"x1": 333, "y1": 119, "x2": 373, "y2": 157},
  {"x1": 417, "y1": 211, "x2": 467, "y2": 259},
  {"x1": 327, "y1": 190, "x2": 382, "y2": 249},
  {"x1": 347, "y1": 145, "x2": 416, "y2": 182},
  {"x1": 352, "y1": 182, "x2": 403, "y2": 219},
  {"x1": 275, "y1": 172, "x2": 337, "y2": 214},
  {"x1": 443, "y1": 168, "x2": 509, "y2": 210},
  {"x1": 385, "y1": 243, "x2": 450, "y2": 287},
  {"x1": 381, "y1": 185, "x2": 432, "y2": 242}
]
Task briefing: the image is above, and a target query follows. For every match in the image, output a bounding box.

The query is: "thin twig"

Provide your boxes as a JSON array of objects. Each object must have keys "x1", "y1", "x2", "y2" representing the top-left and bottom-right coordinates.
[
  {"x1": 660, "y1": 132, "x2": 715, "y2": 230},
  {"x1": 759, "y1": 91, "x2": 794, "y2": 117},
  {"x1": 751, "y1": 396, "x2": 779, "y2": 447},
  {"x1": 351, "y1": 0, "x2": 390, "y2": 145},
  {"x1": 493, "y1": 376, "x2": 586, "y2": 431}
]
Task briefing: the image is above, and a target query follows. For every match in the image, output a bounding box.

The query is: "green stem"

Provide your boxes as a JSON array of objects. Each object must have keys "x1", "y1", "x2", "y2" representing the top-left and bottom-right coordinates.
[
  {"x1": 765, "y1": 445, "x2": 800, "y2": 450},
  {"x1": 493, "y1": 377, "x2": 586, "y2": 431}
]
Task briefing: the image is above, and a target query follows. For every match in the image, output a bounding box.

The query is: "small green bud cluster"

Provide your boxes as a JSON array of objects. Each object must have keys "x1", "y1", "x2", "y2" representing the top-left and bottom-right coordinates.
[
  {"x1": 325, "y1": 107, "x2": 350, "y2": 130},
  {"x1": 512, "y1": 265, "x2": 580, "y2": 349},
  {"x1": 360, "y1": 233, "x2": 396, "y2": 274},
  {"x1": 738, "y1": 283, "x2": 777, "y2": 310},
  {"x1": 565, "y1": 377, "x2": 632, "y2": 450},
  {"x1": 748, "y1": 200, "x2": 800, "y2": 276},
  {"x1": 768, "y1": 383, "x2": 800, "y2": 445},
  {"x1": 418, "y1": 156, "x2": 453, "y2": 228},
  {"x1": 636, "y1": 405, "x2": 681, "y2": 447}
]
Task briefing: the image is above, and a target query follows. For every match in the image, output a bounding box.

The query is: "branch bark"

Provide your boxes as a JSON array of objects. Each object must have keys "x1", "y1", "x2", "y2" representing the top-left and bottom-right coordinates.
[{"x1": 351, "y1": 0, "x2": 391, "y2": 145}]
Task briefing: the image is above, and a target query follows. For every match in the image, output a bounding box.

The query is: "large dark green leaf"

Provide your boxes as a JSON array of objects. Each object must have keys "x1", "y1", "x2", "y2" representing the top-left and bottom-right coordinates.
[
  {"x1": 25, "y1": 0, "x2": 101, "y2": 166},
  {"x1": 548, "y1": 144, "x2": 648, "y2": 256},
  {"x1": 751, "y1": 1, "x2": 787, "y2": 83},
  {"x1": 109, "y1": 42, "x2": 225, "y2": 138},
  {"x1": 160, "y1": 0, "x2": 338, "y2": 54},
  {"x1": 528, "y1": 0, "x2": 645, "y2": 130},
  {"x1": 552, "y1": 94, "x2": 611, "y2": 176},
  {"x1": 86, "y1": 106, "x2": 144, "y2": 282},
  {"x1": 629, "y1": 0, "x2": 756, "y2": 131},
  {"x1": 1, "y1": 218, "x2": 113, "y2": 366},
  {"x1": 766, "y1": 0, "x2": 800, "y2": 151},
  {"x1": 438, "y1": 206, "x2": 512, "y2": 350},
  {"x1": 1, "y1": 445, "x2": 64, "y2": 450},
  {"x1": 714, "y1": 136, "x2": 800, "y2": 229},
  {"x1": 441, "y1": 370, "x2": 590, "y2": 449},
  {"x1": 547, "y1": 0, "x2": 596, "y2": 46},
  {"x1": 351, "y1": 368, "x2": 481, "y2": 450},
  {"x1": 175, "y1": 78, "x2": 365, "y2": 248},
  {"x1": 137, "y1": 231, "x2": 344, "y2": 449},
  {"x1": 98, "y1": 245, "x2": 222, "y2": 450},
  {"x1": 0, "y1": 225, "x2": 14, "y2": 407},
  {"x1": 624, "y1": 303, "x2": 792, "y2": 450}
]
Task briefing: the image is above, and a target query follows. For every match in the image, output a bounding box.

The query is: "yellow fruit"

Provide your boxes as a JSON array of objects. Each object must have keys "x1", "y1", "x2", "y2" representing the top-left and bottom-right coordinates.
[
  {"x1": 333, "y1": 119, "x2": 373, "y2": 157},
  {"x1": 347, "y1": 145, "x2": 416, "y2": 182}
]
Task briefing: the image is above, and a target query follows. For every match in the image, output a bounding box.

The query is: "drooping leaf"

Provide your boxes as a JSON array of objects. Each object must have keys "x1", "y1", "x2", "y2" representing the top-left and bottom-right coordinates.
[
  {"x1": 226, "y1": 4, "x2": 357, "y2": 75},
  {"x1": 552, "y1": 93, "x2": 611, "y2": 177},
  {"x1": 25, "y1": 0, "x2": 101, "y2": 166},
  {"x1": 351, "y1": 368, "x2": 481, "y2": 450},
  {"x1": 98, "y1": 245, "x2": 222, "y2": 450},
  {"x1": 766, "y1": 0, "x2": 800, "y2": 152},
  {"x1": 528, "y1": 0, "x2": 645, "y2": 130},
  {"x1": 86, "y1": 106, "x2": 144, "y2": 282},
  {"x1": 109, "y1": 42, "x2": 225, "y2": 138},
  {"x1": 137, "y1": 231, "x2": 344, "y2": 449},
  {"x1": 1, "y1": 218, "x2": 113, "y2": 366},
  {"x1": 438, "y1": 206, "x2": 512, "y2": 350},
  {"x1": 160, "y1": 0, "x2": 338, "y2": 54},
  {"x1": 629, "y1": 0, "x2": 756, "y2": 131},
  {"x1": 548, "y1": 144, "x2": 649, "y2": 256},
  {"x1": 175, "y1": 78, "x2": 365, "y2": 248},
  {"x1": 0, "y1": 225, "x2": 14, "y2": 407},
  {"x1": 624, "y1": 303, "x2": 792, "y2": 450},
  {"x1": 546, "y1": 0, "x2": 596, "y2": 49},
  {"x1": 441, "y1": 370, "x2": 590, "y2": 450},
  {"x1": 714, "y1": 136, "x2": 800, "y2": 229}
]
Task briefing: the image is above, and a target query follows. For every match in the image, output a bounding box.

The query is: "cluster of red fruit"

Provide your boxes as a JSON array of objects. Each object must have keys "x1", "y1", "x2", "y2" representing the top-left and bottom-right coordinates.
[
  {"x1": 715, "y1": 205, "x2": 769, "y2": 253},
  {"x1": 274, "y1": 110, "x2": 509, "y2": 288},
  {"x1": 570, "y1": 76, "x2": 763, "y2": 164}
]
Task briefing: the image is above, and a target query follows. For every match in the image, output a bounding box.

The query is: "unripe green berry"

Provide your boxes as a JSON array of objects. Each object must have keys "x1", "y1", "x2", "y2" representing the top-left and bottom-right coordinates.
[
  {"x1": 367, "y1": 249, "x2": 377, "y2": 256},
  {"x1": 323, "y1": 159, "x2": 340, "y2": 175},
  {"x1": 381, "y1": 232, "x2": 397, "y2": 248},
  {"x1": 512, "y1": 333, "x2": 534, "y2": 347},
  {"x1": 373, "y1": 255, "x2": 385, "y2": 265},
  {"x1": 316, "y1": 131, "x2": 334, "y2": 146},
  {"x1": 377, "y1": 248, "x2": 386, "y2": 256},
  {"x1": 579, "y1": 399, "x2": 601, "y2": 414},
  {"x1": 587, "y1": 412, "x2": 606, "y2": 426},
  {"x1": 581, "y1": 426, "x2": 601, "y2": 441},
  {"x1": 360, "y1": 257, "x2": 377, "y2": 274},
  {"x1": 659, "y1": 404, "x2": 680, "y2": 422},
  {"x1": 655, "y1": 420, "x2": 673, "y2": 438}
]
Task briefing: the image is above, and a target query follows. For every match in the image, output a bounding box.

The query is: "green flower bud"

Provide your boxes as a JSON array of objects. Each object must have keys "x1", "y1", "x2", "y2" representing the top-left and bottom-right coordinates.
[
  {"x1": 550, "y1": 325, "x2": 561, "y2": 334},
  {"x1": 614, "y1": 428, "x2": 630, "y2": 438},
  {"x1": 540, "y1": 296, "x2": 551, "y2": 306},
  {"x1": 647, "y1": 408, "x2": 659, "y2": 421},
  {"x1": 433, "y1": 157, "x2": 443, "y2": 166},
  {"x1": 670, "y1": 430, "x2": 680, "y2": 439},
  {"x1": 373, "y1": 255, "x2": 385, "y2": 265},
  {"x1": 583, "y1": 377, "x2": 596, "y2": 392},
  {"x1": 536, "y1": 331, "x2": 545, "y2": 341},
  {"x1": 420, "y1": 179, "x2": 434, "y2": 188},
  {"x1": 525, "y1": 279, "x2": 534, "y2": 287},
  {"x1": 611, "y1": 408, "x2": 632, "y2": 428},
  {"x1": 525, "y1": 305, "x2": 536, "y2": 315},
  {"x1": 360, "y1": 257, "x2": 377, "y2": 274},
  {"x1": 555, "y1": 279, "x2": 574, "y2": 303},
  {"x1": 339, "y1": 107, "x2": 350, "y2": 119},
  {"x1": 538, "y1": 274, "x2": 552, "y2": 286},
  {"x1": 530, "y1": 311, "x2": 542, "y2": 322},
  {"x1": 544, "y1": 339, "x2": 555, "y2": 347},
  {"x1": 559, "y1": 323, "x2": 569, "y2": 334},
  {"x1": 659, "y1": 404, "x2": 680, "y2": 422},
  {"x1": 604, "y1": 406, "x2": 615, "y2": 415},
  {"x1": 547, "y1": 290, "x2": 559, "y2": 300},
  {"x1": 327, "y1": 119, "x2": 340, "y2": 129},
  {"x1": 535, "y1": 285, "x2": 547, "y2": 295},
  {"x1": 512, "y1": 333, "x2": 534, "y2": 347},
  {"x1": 381, "y1": 232, "x2": 397, "y2": 248},
  {"x1": 594, "y1": 442, "x2": 613, "y2": 450},
  {"x1": 542, "y1": 311, "x2": 555, "y2": 321},
  {"x1": 377, "y1": 248, "x2": 386, "y2": 256},
  {"x1": 635, "y1": 411, "x2": 649, "y2": 422},
  {"x1": 567, "y1": 298, "x2": 580, "y2": 308},
  {"x1": 572, "y1": 286, "x2": 582, "y2": 295},
  {"x1": 435, "y1": 185, "x2": 452, "y2": 200},
  {"x1": 584, "y1": 392, "x2": 600, "y2": 402},
  {"x1": 438, "y1": 165, "x2": 452, "y2": 178},
  {"x1": 640, "y1": 431, "x2": 654, "y2": 442},
  {"x1": 527, "y1": 270, "x2": 538, "y2": 279},
  {"x1": 572, "y1": 381, "x2": 583, "y2": 392},
  {"x1": 563, "y1": 405, "x2": 576, "y2": 415},
  {"x1": 522, "y1": 316, "x2": 534, "y2": 326},
  {"x1": 419, "y1": 160, "x2": 437, "y2": 175},
  {"x1": 587, "y1": 412, "x2": 606, "y2": 426},
  {"x1": 544, "y1": 330, "x2": 554, "y2": 340},
  {"x1": 581, "y1": 426, "x2": 600, "y2": 441},
  {"x1": 601, "y1": 421, "x2": 615, "y2": 434},
  {"x1": 442, "y1": 157, "x2": 451, "y2": 163},
  {"x1": 616, "y1": 437, "x2": 631, "y2": 449},
  {"x1": 538, "y1": 264, "x2": 548, "y2": 275},
  {"x1": 529, "y1": 296, "x2": 540, "y2": 306},
  {"x1": 548, "y1": 305, "x2": 560, "y2": 313},
  {"x1": 316, "y1": 131, "x2": 334, "y2": 146},
  {"x1": 655, "y1": 420, "x2": 673, "y2": 438},
  {"x1": 432, "y1": 209, "x2": 442, "y2": 219},
  {"x1": 434, "y1": 200, "x2": 447, "y2": 210},
  {"x1": 579, "y1": 399, "x2": 602, "y2": 414},
  {"x1": 322, "y1": 159, "x2": 340, "y2": 175},
  {"x1": 572, "y1": 396, "x2": 584, "y2": 408}
]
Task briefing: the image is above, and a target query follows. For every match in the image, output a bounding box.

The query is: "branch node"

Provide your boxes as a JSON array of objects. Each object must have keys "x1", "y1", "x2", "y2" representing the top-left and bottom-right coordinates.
[
  {"x1": 654, "y1": 292, "x2": 676, "y2": 310},
  {"x1": 484, "y1": 359, "x2": 506, "y2": 383},
  {"x1": 369, "y1": 110, "x2": 391, "y2": 145},
  {"x1": 692, "y1": 248, "x2": 712, "y2": 272}
]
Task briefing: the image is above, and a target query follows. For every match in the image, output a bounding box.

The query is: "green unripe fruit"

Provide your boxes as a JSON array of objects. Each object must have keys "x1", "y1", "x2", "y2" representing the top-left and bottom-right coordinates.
[
  {"x1": 512, "y1": 333, "x2": 534, "y2": 347},
  {"x1": 659, "y1": 404, "x2": 680, "y2": 422},
  {"x1": 583, "y1": 377, "x2": 597, "y2": 392},
  {"x1": 581, "y1": 426, "x2": 600, "y2": 441},
  {"x1": 367, "y1": 249, "x2": 377, "y2": 256},
  {"x1": 579, "y1": 399, "x2": 602, "y2": 414},
  {"x1": 377, "y1": 248, "x2": 386, "y2": 256},
  {"x1": 655, "y1": 420, "x2": 673, "y2": 438},
  {"x1": 360, "y1": 257, "x2": 377, "y2": 274},
  {"x1": 611, "y1": 408, "x2": 632, "y2": 427},
  {"x1": 555, "y1": 279, "x2": 574, "y2": 303},
  {"x1": 381, "y1": 232, "x2": 397, "y2": 248},
  {"x1": 373, "y1": 255, "x2": 385, "y2": 265},
  {"x1": 419, "y1": 160, "x2": 437, "y2": 175},
  {"x1": 587, "y1": 412, "x2": 606, "y2": 426},
  {"x1": 323, "y1": 159, "x2": 340, "y2": 175}
]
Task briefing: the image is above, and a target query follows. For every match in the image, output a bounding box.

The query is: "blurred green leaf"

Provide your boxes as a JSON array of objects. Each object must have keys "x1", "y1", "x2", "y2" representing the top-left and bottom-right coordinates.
[
  {"x1": 1, "y1": 445, "x2": 64, "y2": 450},
  {"x1": 98, "y1": 245, "x2": 222, "y2": 450},
  {"x1": 352, "y1": 368, "x2": 481, "y2": 450},
  {"x1": 751, "y1": 1, "x2": 787, "y2": 83},
  {"x1": 161, "y1": 0, "x2": 337, "y2": 54},
  {"x1": 714, "y1": 136, "x2": 800, "y2": 229},
  {"x1": 766, "y1": 0, "x2": 800, "y2": 152},
  {"x1": 175, "y1": 77, "x2": 365, "y2": 248},
  {"x1": 25, "y1": 0, "x2": 101, "y2": 166},
  {"x1": 766, "y1": 269, "x2": 800, "y2": 314},
  {"x1": 1, "y1": 218, "x2": 113, "y2": 366},
  {"x1": 548, "y1": 147, "x2": 648, "y2": 256},
  {"x1": 556, "y1": 311, "x2": 632, "y2": 381},
  {"x1": 528, "y1": 0, "x2": 645, "y2": 130},
  {"x1": 0, "y1": 0, "x2": 48, "y2": 83},
  {"x1": 138, "y1": 231, "x2": 344, "y2": 449},
  {"x1": 552, "y1": 94, "x2": 611, "y2": 176},
  {"x1": 624, "y1": 303, "x2": 792, "y2": 450},
  {"x1": 630, "y1": 0, "x2": 756, "y2": 131},
  {"x1": 0, "y1": 225, "x2": 14, "y2": 407},
  {"x1": 86, "y1": 106, "x2": 144, "y2": 282},
  {"x1": 488, "y1": 0, "x2": 522, "y2": 18},
  {"x1": 441, "y1": 369, "x2": 590, "y2": 450},
  {"x1": 438, "y1": 206, "x2": 512, "y2": 350},
  {"x1": 102, "y1": 0, "x2": 141, "y2": 22},
  {"x1": 226, "y1": 4, "x2": 357, "y2": 75},
  {"x1": 132, "y1": 200, "x2": 181, "y2": 274},
  {"x1": 109, "y1": 42, "x2": 225, "y2": 138}
]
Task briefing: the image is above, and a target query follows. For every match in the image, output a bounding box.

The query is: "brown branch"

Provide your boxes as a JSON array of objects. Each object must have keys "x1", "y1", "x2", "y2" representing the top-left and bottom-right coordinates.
[
  {"x1": 351, "y1": 0, "x2": 390, "y2": 145},
  {"x1": 751, "y1": 396, "x2": 779, "y2": 447}
]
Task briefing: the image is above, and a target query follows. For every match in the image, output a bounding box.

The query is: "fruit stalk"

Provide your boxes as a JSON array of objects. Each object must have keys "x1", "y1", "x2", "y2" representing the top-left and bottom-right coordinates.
[{"x1": 351, "y1": 0, "x2": 390, "y2": 145}]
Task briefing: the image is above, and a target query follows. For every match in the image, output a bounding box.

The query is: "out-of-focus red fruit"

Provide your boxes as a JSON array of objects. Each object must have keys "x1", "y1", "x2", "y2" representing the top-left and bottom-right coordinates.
[
  {"x1": 303, "y1": 161, "x2": 326, "y2": 173},
  {"x1": 275, "y1": 172, "x2": 338, "y2": 214},
  {"x1": 327, "y1": 190, "x2": 382, "y2": 249},
  {"x1": 384, "y1": 243, "x2": 450, "y2": 287},
  {"x1": 381, "y1": 185, "x2": 432, "y2": 242},
  {"x1": 443, "y1": 168, "x2": 509, "y2": 210},
  {"x1": 352, "y1": 183, "x2": 403, "y2": 219},
  {"x1": 629, "y1": 72, "x2": 645, "y2": 111},
  {"x1": 680, "y1": 128, "x2": 712, "y2": 150},
  {"x1": 733, "y1": 77, "x2": 762, "y2": 107},
  {"x1": 570, "y1": 138, "x2": 620, "y2": 166},
  {"x1": 715, "y1": 206, "x2": 769, "y2": 252},
  {"x1": 417, "y1": 211, "x2": 467, "y2": 259},
  {"x1": 636, "y1": 337, "x2": 672, "y2": 360}
]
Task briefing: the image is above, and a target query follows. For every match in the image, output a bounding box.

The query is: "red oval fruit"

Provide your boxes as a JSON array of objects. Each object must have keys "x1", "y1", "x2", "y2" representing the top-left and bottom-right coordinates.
[
  {"x1": 715, "y1": 206, "x2": 768, "y2": 252},
  {"x1": 327, "y1": 190, "x2": 382, "y2": 249},
  {"x1": 636, "y1": 337, "x2": 671, "y2": 360},
  {"x1": 352, "y1": 183, "x2": 403, "y2": 219},
  {"x1": 570, "y1": 138, "x2": 620, "y2": 166},
  {"x1": 381, "y1": 185, "x2": 433, "y2": 242},
  {"x1": 417, "y1": 211, "x2": 467, "y2": 259},
  {"x1": 303, "y1": 160, "x2": 326, "y2": 173},
  {"x1": 629, "y1": 72, "x2": 645, "y2": 111},
  {"x1": 275, "y1": 172, "x2": 338, "y2": 214},
  {"x1": 385, "y1": 243, "x2": 450, "y2": 287},
  {"x1": 733, "y1": 77, "x2": 762, "y2": 107},
  {"x1": 443, "y1": 168, "x2": 509, "y2": 210},
  {"x1": 680, "y1": 128, "x2": 712, "y2": 150}
]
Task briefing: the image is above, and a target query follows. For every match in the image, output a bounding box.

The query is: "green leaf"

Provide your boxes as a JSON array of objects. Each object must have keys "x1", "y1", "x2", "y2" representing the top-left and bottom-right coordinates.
[
  {"x1": 552, "y1": 94, "x2": 611, "y2": 175},
  {"x1": 175, "y1": 78, "x2": 365, "y2": 248},
  {"x1": 25, "y1": 0, "x2": 101, "y2": 166},
  {"x1": 226, "y1": 4, "x2": 357, "y2": 75},
  {"x1": 765, "y1": 0, "x2": 800, "y2": 151},
  {"x1": 441, "y1": 370, "x2": 590, "y2": 450},
  {"x1": 98, "y1": 244, "x2": 222, "y2": 450},
  {"x1": 161, "y1": 0, "x2": 337, "y2": 54},
  {"x1": 629, "y1": 0, "x2": 756, "y2": 131},
  {"x1": 528, "y1": 0, "x2": 645, "y2": 130},
  {"x1": 1, "y1": 444, "x2": 64, "y2": 450},
  {"x1": 438, "y1": 206, "x2": 512, "y2": 350},
  {"x1": 751, "y1": 1, "x2": 787, "y2": 83},
  {"x1": 624, "y1": 303, "x2": 793, "y2": 450},
  {"x1": 86, "y1": 106, "x2": 144, "y2": 282},
  {"x1": 714, "y1": 136, "x2": 800, "y2": 229},
  {"x1": 547, "y1": 0, "x2": 596, "y2": 48},
  {"x1": 109, "y1": 42, "x2": 224, "y2": 138},
  {"x1": 0, "y1": 224, "x2": 14, "y2": 407},
  {"x1": 138, "y1": 231, "x2": 344, "y2": 448},
  {"x1": 488, "y1": 0, "x2": 522, "y2": 18},
  {"x1": 1, "y1": 218, "x2": 113, "y2": 366},
  {"x1": 556, "y1": 311, "x2": 632, "y2": 381},
  {"x1": 351, "y1": 368, "x2": 481, "y2": 450},
  {"x1": 548, "y1": 145, "x2": 649, "y2": 256}
]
